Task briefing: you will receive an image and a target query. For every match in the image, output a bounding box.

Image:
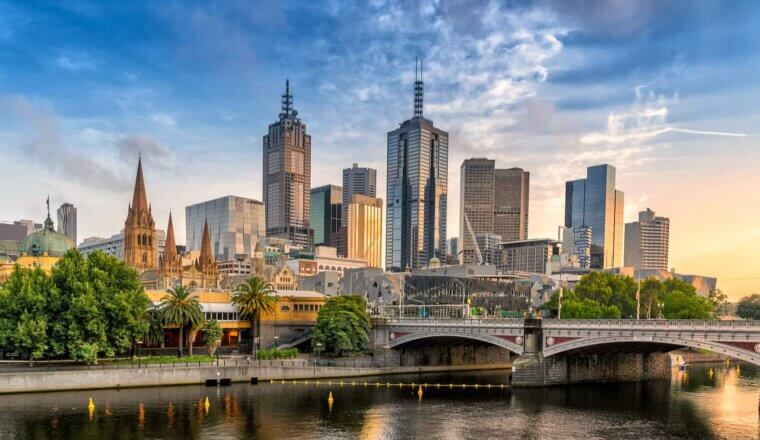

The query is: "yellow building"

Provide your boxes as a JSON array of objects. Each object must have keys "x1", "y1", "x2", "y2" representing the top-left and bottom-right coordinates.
[
  {"x1": 346, "y1": 194, "x2": 383, "y2": 268},
  {"x1": 145, "y1": 288, "x2": 326, "y2": 351},
  {"x1": 0, "y1": 202, "x2": 73, "y2": 283}
]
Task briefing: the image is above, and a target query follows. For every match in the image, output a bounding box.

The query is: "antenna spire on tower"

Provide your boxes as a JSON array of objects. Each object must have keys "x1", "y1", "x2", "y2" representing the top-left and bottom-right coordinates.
[
  {"x1": 414, "y1": 57, "x2": 424, "y2": 118},
  {"x1": 281, "y1": 79, "x2": 294, "y2": 118}
]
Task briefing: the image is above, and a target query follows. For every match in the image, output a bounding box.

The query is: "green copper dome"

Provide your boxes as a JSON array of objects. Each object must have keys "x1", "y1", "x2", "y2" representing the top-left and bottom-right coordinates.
[{"x1": 19, "y1": 214, "x2": 73, "y2": 258}]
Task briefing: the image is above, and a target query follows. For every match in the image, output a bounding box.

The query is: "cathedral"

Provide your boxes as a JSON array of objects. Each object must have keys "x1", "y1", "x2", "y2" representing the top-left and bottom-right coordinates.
[{"x1": 124, "y1": 158, "x2": 218, "y2": 289}]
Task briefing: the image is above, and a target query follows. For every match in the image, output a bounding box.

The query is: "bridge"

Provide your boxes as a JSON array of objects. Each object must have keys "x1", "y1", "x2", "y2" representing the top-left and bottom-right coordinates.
[{"x1": 370, "y1": 307, "x2": 760, "y2": 386}]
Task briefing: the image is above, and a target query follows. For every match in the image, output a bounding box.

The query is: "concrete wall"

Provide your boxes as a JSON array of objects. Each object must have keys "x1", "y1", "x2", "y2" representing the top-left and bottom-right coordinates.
[
  {"x1": 512, "y1": 352, "x2": 671, "y2": 387},
  {"x1": 0, "y1": 363, "x2": 509, "y2": 395}
]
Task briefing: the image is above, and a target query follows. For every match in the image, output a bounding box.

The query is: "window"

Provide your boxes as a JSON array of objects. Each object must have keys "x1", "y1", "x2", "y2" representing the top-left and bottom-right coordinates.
[{"x1": 281, "y1": 305, "x2": 290, "y2": 312}]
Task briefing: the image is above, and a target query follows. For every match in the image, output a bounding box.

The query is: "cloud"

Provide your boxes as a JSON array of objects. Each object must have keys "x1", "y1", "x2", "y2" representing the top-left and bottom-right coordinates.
[
  {"x1": 4, "y1": 95, "x2": 129, "y2": 192},
  {"x1": 150, "y1": 113, "x2": 177, "y2": 128},
  {"x1": 116, "y1": 134, "x2": 174, "y2": 167},
  {"x1": 55, "y1": 52, "x2": 97, "y2": 72}
]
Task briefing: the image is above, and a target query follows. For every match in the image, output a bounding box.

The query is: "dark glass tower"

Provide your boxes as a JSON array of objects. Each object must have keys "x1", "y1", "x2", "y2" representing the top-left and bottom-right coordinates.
[{"x1": 386, "y1": 60, "x2": 449, "y2": 271}]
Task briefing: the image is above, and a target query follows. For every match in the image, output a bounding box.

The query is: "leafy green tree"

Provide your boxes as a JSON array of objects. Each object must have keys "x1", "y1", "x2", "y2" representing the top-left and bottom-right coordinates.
[
  {"x1": 143, "y1": 306, "x2": 165, "y2": 348},
  {"x1": 311, "y1": 295, "x2": 371, "y2": 356},
  {"x1": 202, "y1": 320, "x2": 223, "y2": 356},
  {"x1": 562, "y1": 298, "x2": 621, "y2": 319},
  {"x1": 231, "y1": 277, "x2": 277, "y2": 354},
  {"x1": 573, "y1": 272, "x2": 637, "y2": 317},
  {"x1": 639, "y1": 278, "x2": 664, "y2": 319},
  {"x1": 160, "y1": 285, "x2": 205, "y2": 357},
  {"x1": 735, "y1": 294, "x2": 760, "y2": 320},
  {"x1": 50, "y1": 250, "x2": 149, "y2": 363},
  {"x1": 662, "y1": 290, "x2": 713, "y2": 319},
  {"x1": 15, "y1": 313, "x2": 48, "y2": 366},
  {"x1": 708, "y1": 289, "x2": 729, "y2": 318},
  {"x1": 0, "y1": 266, "x2": 53, "y2": 365}
]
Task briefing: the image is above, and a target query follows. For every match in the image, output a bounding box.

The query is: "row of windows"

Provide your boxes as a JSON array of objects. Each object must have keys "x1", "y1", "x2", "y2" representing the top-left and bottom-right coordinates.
[
  {"x1": 293, "y1": 304, "x2": 322, "y2": 312},
  {"x1": 205, "y1": 312, "x2": 239, "y2": 321}
]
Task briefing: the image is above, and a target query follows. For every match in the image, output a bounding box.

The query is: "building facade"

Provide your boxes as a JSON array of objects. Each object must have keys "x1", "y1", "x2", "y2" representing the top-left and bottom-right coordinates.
[
  {"x1": 564, "y1": 164, "x2": 624, "y2": 269},
  {"x1": 345, "y1": 194, "x2": 383, "y2": 268},
  {"x1": 386, "y1": 63, "x2": 448, "y2": 271},
  {"x1": 124, "y1": 157, "x2": 157, "y2": 271},
  {"x1": 56, "y1": 202, "x2": 77, "y2": 246},
  {"x1": 624, "y1": 208, "x2": 670, "y2": 271},
  {"x1": 498, "y1": 239, "x2": 559, "y2": 275},
  {"x1": 475, "y1": 233, "x2": 502, "y2": 266},
  {"x1": 459, "y1": 158, "x2": 495, "y2": 264},
  {"x1": 494, "y1": 168, "x2": 529, "y2": 242},
  {"x1": 78, "y1": 231, "x2": 165, "y2": 263},
  {"x1": 342, "y1": 163, "x2": 377, "y2": 224},
  {"x1": 310, "y1": 185, "x2": 342, "y2": 246},
  {"x1": 561, "y1": 225, "x2": 592, "y2": 269},
  {"x1": 185, "y1": 196, "x2": 265, "y2": 262},
  {"x1": 263, "y1": 80, "x2": 313, "y2": 248}
]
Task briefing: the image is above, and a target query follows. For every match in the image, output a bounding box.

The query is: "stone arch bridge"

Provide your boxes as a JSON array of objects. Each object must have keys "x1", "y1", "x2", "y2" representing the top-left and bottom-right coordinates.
[{"x1": 372, "y1": 316, "x2": 760, "y2": 386}]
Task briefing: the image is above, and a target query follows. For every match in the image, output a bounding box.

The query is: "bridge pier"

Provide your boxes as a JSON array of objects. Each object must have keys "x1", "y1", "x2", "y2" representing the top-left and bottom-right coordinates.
[{"x1": 512, "y1": 352, "x2": 671, "y2": 387}]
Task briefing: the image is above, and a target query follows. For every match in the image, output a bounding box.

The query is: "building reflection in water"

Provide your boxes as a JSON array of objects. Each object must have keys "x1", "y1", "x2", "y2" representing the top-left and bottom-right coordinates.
[{"x1": 137, "y1": 402, "x2": 145, "y2": 429}]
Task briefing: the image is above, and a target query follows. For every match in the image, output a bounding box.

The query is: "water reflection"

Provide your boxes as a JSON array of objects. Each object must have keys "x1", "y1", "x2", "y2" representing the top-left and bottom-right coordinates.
[{"x1": 0, "y1": 364, "x2": 756, "y2": 439}]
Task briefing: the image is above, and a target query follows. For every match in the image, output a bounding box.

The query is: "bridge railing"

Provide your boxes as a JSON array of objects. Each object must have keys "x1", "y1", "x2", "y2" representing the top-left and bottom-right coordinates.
[
  {"x1": 542, "y1": 319, "x2": 759, "y2": 328},
  {"x1": 371, "y1": 305, "x2": 523, "y2": 320}
]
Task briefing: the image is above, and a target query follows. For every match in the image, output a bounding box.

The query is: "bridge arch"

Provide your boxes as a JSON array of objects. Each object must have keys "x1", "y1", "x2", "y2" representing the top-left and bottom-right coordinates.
[
  {"x1": 543, "y1": 336, "x2": 760, "y2": 366},
  {"x1": 388, "y1": 331, "x2": 524, "y2": 355}
]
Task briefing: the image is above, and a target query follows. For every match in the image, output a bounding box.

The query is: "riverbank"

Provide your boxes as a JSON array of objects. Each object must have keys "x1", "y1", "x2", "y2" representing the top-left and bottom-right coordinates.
[{"x1": 0, "y1": 362, "x2": 510, "y2": 395}]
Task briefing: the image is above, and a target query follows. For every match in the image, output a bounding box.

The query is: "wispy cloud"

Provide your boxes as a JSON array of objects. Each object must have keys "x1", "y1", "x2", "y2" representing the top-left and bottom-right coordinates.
[{"x1": 55, "y1": 51, "x2": 97, "y2": 72}]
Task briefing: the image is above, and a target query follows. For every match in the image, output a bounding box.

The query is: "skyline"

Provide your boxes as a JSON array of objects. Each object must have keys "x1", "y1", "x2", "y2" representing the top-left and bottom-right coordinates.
[{"x1": 1, "y1": 1, "x2": 759, "y2": 298}]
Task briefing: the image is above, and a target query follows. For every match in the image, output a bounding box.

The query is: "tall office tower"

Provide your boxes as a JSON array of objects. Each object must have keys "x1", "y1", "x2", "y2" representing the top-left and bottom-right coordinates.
[
  {"x1": 624, "y1": 208, "x2": 670, "y2": 270},
  {"x1": 346, "y1": 194, "x2": 383, "y2": 268},
  {"x1": 564, "y1": 164, "x2": 624, "y2": 269},
  {"x1": 494, "y1": 168, "x2": 529, "y2": 241},
  {"x1": 56, "y1": 203, "x2": 77, "y2": 246},
  {"x1": 386, "y1": 60, "x2": 448, "y2": 271},
  {"x1": 459, "y1": 158, "x2": 495, "y2": 264},
  {"x1": 124, "y1": 157, "x2": 157, "y2": 271},
  {"x1": 447, "y1": 237, "x2": 458, "y2": 257},
  {"x1": 310, "y1": 185, "x2": 343, "y2": 246},
  {"x1": 263, "y1": 80, "x2": 313, "y2": 248},
  {"x1": 561, "y1": 225, "x2": 592, "y2": 269},
  {"x1": 186, "y1": 196, "x2": 265, "y2": 262},
  {"x1": 342, "y1": 163, "x2": 377, "y2": 225}
]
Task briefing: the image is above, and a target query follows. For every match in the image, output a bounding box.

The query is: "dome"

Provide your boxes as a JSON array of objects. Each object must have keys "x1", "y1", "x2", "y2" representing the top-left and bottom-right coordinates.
[
  {"x1": 19, "y1": 215, "x2": 73, "y2": 258},
  {"x1": 427, "y1": 256, "x2": 441, "y2": 268}
]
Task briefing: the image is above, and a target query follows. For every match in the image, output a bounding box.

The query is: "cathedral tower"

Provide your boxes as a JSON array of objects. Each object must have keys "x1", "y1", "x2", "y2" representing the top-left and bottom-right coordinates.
[
  {"x1": 159, "y1": 211, "x2": 181, "y2": 285},
  {"x1": 124, "y1": 157, "x2": 157, "y2": 270}
]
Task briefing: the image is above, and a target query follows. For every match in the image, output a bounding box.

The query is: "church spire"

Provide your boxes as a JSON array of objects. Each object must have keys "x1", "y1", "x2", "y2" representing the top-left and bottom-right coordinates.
[
  {"x1": 414, "y1": 57, "x2": 424, "y2": 118},
  {"x1": 164, "y1": 212, "x2": 177, "y2": 259},
  {"x1": 131, "y1": 156, "x2": 149, "y2": 212},
  {"x1": 199, "y1": 218, "x2": 213, "y2": 268}
]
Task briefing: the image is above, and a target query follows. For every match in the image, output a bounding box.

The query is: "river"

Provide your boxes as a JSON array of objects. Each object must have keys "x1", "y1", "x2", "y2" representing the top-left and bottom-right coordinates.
[{"x1": 0, "y1": 362, "x2": 757, "y2": 439}]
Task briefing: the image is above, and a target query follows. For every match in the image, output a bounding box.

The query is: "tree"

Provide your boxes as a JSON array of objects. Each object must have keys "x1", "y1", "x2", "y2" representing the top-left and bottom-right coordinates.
[
  {"x1": 573, "y1": 272, "x2": 637, "y2": 318},
  {"x1": 311, "y1": 295, "x2": 371, "y2": 356},
  {"x1": 736, "y1": 294, "x2": 760, "y2": 320},
  {"x1": 202, "y1": 320, "x2": 223, "y2": 356},
  {"x1": 160, "y1": 285, "x2": 204, "y2": 357},
  {"x1": 143, "y1": 306, "x2": 165, "y2": 348},
  {"x1": 561, "y1": 298, "x2": 621, "y2": 319},
  {"x1": 0, "y1": 266, "x2": 53, "y2": 365},
  {"x1": 708, "y1": 289, "x2": 729, "y2": 318},
  {"x1": 50, "y1": 250, "x2": 149, "y2": 363},
  {"x1": 662, "y1": 290, "x2": 713, "y2": 320},
  {"x1": 231, "y1": 276, "x2": 277, "y2": 354},
  {"x1": 639, "y1": 278, "x2": 664, "y2": 319}
]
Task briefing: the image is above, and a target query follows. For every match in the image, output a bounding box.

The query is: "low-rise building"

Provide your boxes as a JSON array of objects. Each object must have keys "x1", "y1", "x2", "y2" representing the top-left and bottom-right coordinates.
[
  {"x1": 498, "y1": 239, "x2": 559, "y2": 275},
  {"x1": 79, "y1": 230, "x2": 166, "y2": 265}
]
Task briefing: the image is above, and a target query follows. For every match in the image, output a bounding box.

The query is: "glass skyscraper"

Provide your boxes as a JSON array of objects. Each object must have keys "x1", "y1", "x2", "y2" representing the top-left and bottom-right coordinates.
[
  {"x1": 185, "y1": 196, "x2": 265, "y2": 262},
  {"x1": 564, "y1": 164, "x2": 624, "y2": 269},
  {"x1": 263, "y1": 80, "x2": 313, "y2": 248},
  {"x1": 386, "y1": 61, "x2": 448, "y2": 271},
  {"x1": 56, "y1": 202, "x2": 77, "y2": 246},
  {"x1": 342, "y1": 163, "x2": 377, "y2": 225},
  {"x1": 310, "y1": 185, "x2": 343, "y2": 246}
]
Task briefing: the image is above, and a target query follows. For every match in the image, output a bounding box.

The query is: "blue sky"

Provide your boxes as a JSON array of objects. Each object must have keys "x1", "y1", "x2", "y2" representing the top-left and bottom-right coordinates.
[{"x1": 1, "y1": 0, "x2": 759, "y2": 298}]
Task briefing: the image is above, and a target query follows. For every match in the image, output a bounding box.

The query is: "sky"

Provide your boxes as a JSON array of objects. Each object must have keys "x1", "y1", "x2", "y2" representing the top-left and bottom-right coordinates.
[{"x1": 0, "y1": 0, "x2": 758, "y2": 300}]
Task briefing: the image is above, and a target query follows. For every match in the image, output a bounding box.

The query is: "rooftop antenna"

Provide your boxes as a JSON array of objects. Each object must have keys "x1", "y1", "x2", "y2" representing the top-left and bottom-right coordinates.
[
  {"x1": 281, "y1": 79, "x2": 294, "y2": 119},
  {"x1": 414, "y1": 57, "x2": 424, "y2": 118}
]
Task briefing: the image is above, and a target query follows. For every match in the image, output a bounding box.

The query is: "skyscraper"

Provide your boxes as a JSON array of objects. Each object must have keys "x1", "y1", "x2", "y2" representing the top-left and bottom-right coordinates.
[
  {"x1": 564, "y1": 164, "x2": 624, "y2": 269},
  {"x1": 342, "y1": 163, "x2": 377, "y2": 224},
  {"x1": 459, "y1": 158, "x2": 495, "y2": 264},
  {"x1": 386, "y1": 60, "x2": 448, "y2": 271},
  {"x1": 185, "y1": 196, "x2": 265, "y2": 262},
  {"x1": 263, "y1": 80, "x2": 313, "y2": 248},
  {"x1": 310, "y1": 185, "x2": 343, "y2": 246},
  {"x1": 494, "y1": 168, "x2": 529, "y2": 241},
  {"x1": 624, "y1": 208, "x2": 670, "y2": 270},
  {"x1": 345, "y1": 194, "x2": 383, "y2": 268},
  {"x1": 57, "y1": 202, "x2": 77, "y2": 246}
]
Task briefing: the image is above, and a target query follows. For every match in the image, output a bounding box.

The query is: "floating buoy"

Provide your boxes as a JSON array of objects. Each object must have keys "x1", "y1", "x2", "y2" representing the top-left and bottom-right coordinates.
[
  {"x1": 281, "y1": 380, "x2": 285, "y2": 385},
  {"x1": 436, "y1": 383, "x2": 440, "y2": 388},
  {"x1": 351, "y1": 381, "x2": 355, "y2": 386},
  {"x1": 449, "y1": 383, "x2": 453, "y2": 389},
  {"x1": 270, "y1": 379, "x2": 274, "y2": 384},
  {"x1": 204, "y1": 396, "x2": 210, "y2": 414},
  {"x1": 417, "y1": 385, "x2": 423, "y2": 400},
  {"x1": 87, "y1": 398, "x2": 95, "y2": 420},
  {"x1": 474, "y1": 384, "x2": 479, "y2": 389},
  {"x1": 327, "y1": 391, "x2": 334, "y2": 411}
]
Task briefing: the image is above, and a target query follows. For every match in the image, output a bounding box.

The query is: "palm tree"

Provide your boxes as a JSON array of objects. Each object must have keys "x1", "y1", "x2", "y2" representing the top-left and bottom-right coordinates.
[
  {"x1": 143, "y1": 306, "x2": 165, "y2": 348},
  {"x1": 232, "y1": 276, "x2": 277, "y2": 354},
  {"x1": 160, "y1": 286, "x2": 205, "y2": 357}
]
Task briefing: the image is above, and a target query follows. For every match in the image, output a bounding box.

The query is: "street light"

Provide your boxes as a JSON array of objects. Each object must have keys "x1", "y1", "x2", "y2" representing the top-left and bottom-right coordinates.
[
  {"x1": 382, "y1": 344, "x2": 390, "y2": 367},
  {"x1": 314, "y1": 342, "x2": 323, "y2": 374},
  {"x1": 136, "y1": 340, "x2": 143, "y2": 368}
]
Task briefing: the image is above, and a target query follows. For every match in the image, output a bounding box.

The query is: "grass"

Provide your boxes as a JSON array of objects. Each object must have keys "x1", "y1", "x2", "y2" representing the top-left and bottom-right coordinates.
[{"x1": 106, "y1": 355, "x2": 215, "y2": 365}]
